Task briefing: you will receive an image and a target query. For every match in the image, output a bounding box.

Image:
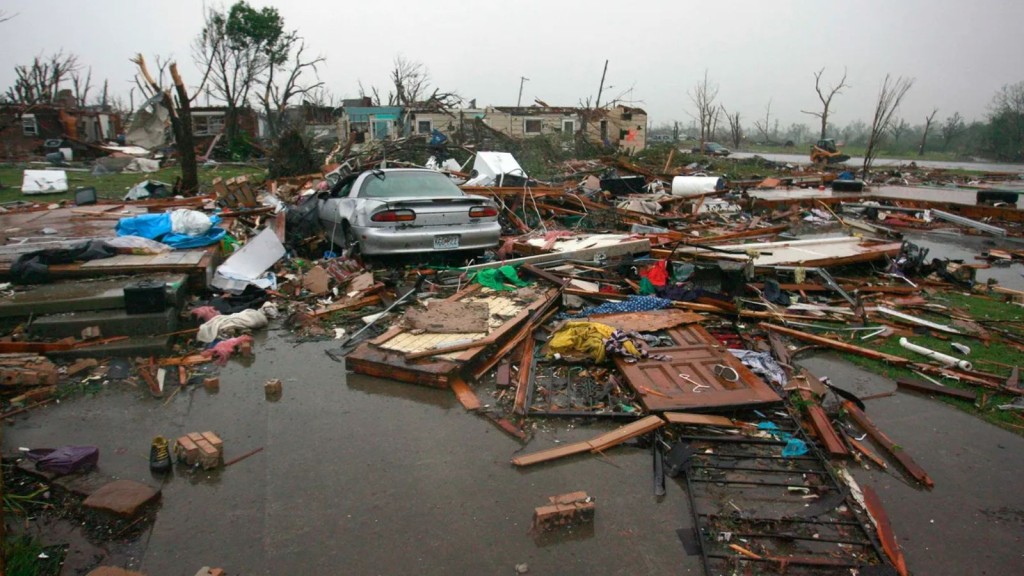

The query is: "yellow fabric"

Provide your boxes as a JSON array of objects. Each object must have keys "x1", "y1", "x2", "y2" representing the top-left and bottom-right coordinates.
[{"x1": 547, "y1": 321, "x2": 640, "y2": 363}]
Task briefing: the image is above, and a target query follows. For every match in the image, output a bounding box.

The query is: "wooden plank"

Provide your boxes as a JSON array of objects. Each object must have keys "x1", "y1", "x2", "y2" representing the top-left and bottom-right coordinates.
[
  {"x1": 450, "y1": 377, "x2": 481, "y2": 411},
  {"x1": 761, "y1": 323, "x2": 910, "y2": 365},
  {"x1": 513, "y1": 336, "x2": 534, "y2": 415},
  {"x1": 662, "y1": 412, "x2": 745, "y2": 428},
  {"x1": 798, "y1": 389, "x2": 850, "y2": 457},
  {"x1": 863, "y1": 485, "x2": 909, "y2": 576},
  {"x1": 895, "y1": 377, "x2": 977, "y2": 401},
  {"x1": 587, "y1": 309, "x2": 705, "y2": 333},
  {"x1": 512, "y1": 415, "x2": 665, "y2": 467},
  {"x1": 844, "y1": 400, "x2": 933, "y2": 489}
]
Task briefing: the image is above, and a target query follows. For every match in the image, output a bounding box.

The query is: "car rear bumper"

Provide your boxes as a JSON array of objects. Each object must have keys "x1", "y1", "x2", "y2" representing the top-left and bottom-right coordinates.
[{"x1": 352, "y1": 222, "x2": 501, "y2": 255}]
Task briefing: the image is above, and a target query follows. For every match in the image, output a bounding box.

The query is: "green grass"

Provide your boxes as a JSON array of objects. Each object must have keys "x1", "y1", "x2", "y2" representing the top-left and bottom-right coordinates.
[
  {"x1": 832, "y1": 291, "x2": 1024, "y2": 434},
  {"x1": 0, "y1": 163, "x2": 267, "y2": 204}
]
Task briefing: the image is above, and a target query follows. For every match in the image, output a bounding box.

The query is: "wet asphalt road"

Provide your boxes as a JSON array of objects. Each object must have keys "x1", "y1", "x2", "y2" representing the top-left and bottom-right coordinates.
[{"x1": 4, "y1": 232, "x2": 1024, "y2": 575}]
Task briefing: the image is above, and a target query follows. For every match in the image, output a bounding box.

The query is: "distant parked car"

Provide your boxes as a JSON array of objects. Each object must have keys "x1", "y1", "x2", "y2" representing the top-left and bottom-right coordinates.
[
  {"x1": 691, "y1": 142, "x2": 731, "y2": 156},
  {"x1": 317, "y1": 168, "x2": 501, "y2": 256}
]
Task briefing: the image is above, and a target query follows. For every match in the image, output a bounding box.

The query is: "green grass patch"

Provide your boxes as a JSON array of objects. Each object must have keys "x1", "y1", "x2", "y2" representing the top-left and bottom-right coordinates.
[
  {"x1": 0, "y1": 163, "x2": 267, "y2": 204},
  {"x1": 832, "y1": 290, "x2": 1024, "y2": 434}
]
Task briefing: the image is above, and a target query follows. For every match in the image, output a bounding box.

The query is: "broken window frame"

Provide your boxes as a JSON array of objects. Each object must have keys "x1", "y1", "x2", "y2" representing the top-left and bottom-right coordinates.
[
  {"x1": 192, "y1": 113, "x2": 226, "y2": 137},
  {"x1": 561, "y1": 119, "x2": 576, "y2": 135},
  {"x1": 22, "y1": 113, "x2": 38, "y2": 136},
  {"x1": 417, "y1": 119, "x2": 432, "y2": 134},
  {"x1": 523, "y1": 118, "x2": 543, "y2": 136}
]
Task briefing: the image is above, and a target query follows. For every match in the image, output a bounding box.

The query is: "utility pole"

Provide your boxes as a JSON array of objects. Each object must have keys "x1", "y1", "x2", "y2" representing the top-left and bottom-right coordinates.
[
  {"x1": 517, "y1": 76, "x2": 529, "y2": 108},
  {"x1": 594, "y1": 60, "x2": 609, "y2": 109}
]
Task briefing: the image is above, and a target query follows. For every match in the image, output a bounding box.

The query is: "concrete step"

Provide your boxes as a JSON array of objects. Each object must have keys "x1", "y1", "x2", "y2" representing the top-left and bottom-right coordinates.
[
  {"x1": 28, "y1": 307, "x2": 179, "y2": 339},
  {"x1": 0, "y1": 274, "x2": 189, "y2": 319},
  {"x1": 47, "y1": 334, "x2": 176, "y2": 359}
]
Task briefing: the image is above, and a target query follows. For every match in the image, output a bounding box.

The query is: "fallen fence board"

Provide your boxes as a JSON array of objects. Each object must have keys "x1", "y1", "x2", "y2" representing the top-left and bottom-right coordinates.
[
  {"x1": 844, "y1": 400, "x2": 933, "y2": 489},
  {"x1": 662, "y1": 412, "x2": 745, "y2": 428},
  {"x1": 895, "y1": 377, "x2": 977, "y2": 401},
  {"x1": 512, "y1": 415, "x2": 664, "y2": 466},
  {"x1": 761, "y1": 323, "x2": 910, "y2": 365},
  {"x1": 450, "y1": 377, "x2": 481, "y2": 411}
]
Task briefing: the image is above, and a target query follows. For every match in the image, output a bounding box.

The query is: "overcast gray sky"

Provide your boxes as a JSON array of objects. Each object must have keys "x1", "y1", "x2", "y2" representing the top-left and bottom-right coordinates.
[{"x1": 2, "y1": 0, "x2": 1021, "y2": 131}]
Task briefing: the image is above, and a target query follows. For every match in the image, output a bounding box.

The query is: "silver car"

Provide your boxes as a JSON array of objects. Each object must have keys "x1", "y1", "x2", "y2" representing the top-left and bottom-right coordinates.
[{"x1": 317, "y1": 168, "x2": 501, "y2": 256}]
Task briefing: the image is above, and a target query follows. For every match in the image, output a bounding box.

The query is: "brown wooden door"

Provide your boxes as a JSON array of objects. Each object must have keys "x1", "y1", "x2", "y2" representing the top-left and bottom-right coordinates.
[{"x1": 614, "y1": 325, "x2": 780, "y2": 412}]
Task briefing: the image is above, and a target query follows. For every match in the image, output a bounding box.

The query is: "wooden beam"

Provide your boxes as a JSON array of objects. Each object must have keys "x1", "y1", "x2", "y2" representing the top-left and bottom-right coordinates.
[
  {"x1": 895, "y1": 377, "x2": 977, "y2": 401},
  {"x1": 512, "y1": 415, "x2": 665, "y2": 466},
  {"x1": 761, "y1": 323, "x2": 910, "y2": 365},
  {"x1": 863, "y1": 485, "x2": 909, "y2": 576},
  {"x1": 843, "y1": 400, "x2": 933, "y2": 489},
  {"x1": 662, "y1": 412, "x2": 747, "y2": 428},
  {"x1": 797, "y1": 390, "x2": 849, "y2": 457},
  {"x1": 450, "y1": 377, "x2": 481, "y2": 411}
]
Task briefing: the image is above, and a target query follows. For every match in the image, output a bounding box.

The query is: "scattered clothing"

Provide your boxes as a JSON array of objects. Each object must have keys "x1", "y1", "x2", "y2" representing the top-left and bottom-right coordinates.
[
  {"x1": 10, "y1": 240, "x2": 115, "y2": 284},
  {"x1": 197, "y1": 309, "x2": 268, "y2": 344},
  {"x1": 729, "y1": 349, "x2": 788, "y2": 387},
  {"x1": 569, "y1": 295, "x2": 673, "y2": 318},
  {"x1": 473, "y1": 265, "x2": 530, "y2": 291}
]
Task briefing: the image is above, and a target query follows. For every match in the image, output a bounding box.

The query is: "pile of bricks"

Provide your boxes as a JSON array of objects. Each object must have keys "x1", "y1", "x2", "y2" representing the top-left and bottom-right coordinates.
[
  {"x1": 174, "y1": 431, "x2": 224, "y2": 470},
  {"x1": 532, "y1": 491, "x2": 596, "y2": 532}
]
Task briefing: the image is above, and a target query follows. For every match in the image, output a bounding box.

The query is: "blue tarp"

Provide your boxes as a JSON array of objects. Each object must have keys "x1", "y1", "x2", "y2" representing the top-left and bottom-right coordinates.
[{"x1": 116, "y1": 213, "x2": 226, "y2": 249}]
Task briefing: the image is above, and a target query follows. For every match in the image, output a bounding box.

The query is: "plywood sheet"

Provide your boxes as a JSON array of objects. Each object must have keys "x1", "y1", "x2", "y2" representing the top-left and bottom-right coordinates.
[{"x1": 588, "y1": 308, "x2": 704, "y2": 333}]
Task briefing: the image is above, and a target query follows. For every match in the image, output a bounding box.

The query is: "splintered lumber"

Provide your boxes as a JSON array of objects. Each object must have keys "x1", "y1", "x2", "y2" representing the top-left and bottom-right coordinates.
[
  {"x1": 312, "y1": 294, "x2": 382, "y2": 317},
  {"x1": 662, "y1": 412, "x2": 746, "y2": 428},
  {"x1": 511, "y1": 415, "x2": 664, "y2": 467},
  {"x1": 863, "y1": 485, "x2": 909, "y2": 576},
  {"x1": 798, "y1": 390, "x2": 850, "y2": 457},
  {"x1": 843, "y1": 400, "x2": 933, "y2": 489},
  {"x1": 512, "y1": 336, "x2": 535, "y2": 416},
  {"x1": 847, "y1": 436, "x2": 888, "y2": 469},
  {"x1": 895, "y1": 377, "x2": 977, "y2": 401},
  {"x1": 761, "y1": 323, "x2": 909, "y2": 365},
  {"x1": 450, "y1": 377, "x2": 481, "y2": 411}
]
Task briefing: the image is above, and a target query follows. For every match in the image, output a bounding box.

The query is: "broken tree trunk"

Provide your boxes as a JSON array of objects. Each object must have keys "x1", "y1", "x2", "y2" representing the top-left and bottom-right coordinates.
[{"x1": 169, "y1": 63, "x2": 199, "y2": 195}]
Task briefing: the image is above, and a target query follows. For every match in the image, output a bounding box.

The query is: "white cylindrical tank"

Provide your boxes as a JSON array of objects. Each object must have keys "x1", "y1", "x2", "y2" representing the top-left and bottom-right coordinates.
[{"x1": 671, "y1": 176, "x2": 725, "y2": 197}]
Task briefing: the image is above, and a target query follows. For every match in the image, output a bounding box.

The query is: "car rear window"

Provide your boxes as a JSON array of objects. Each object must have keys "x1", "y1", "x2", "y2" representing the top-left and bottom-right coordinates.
[{"x1": 359, "y1": 171, "x2": 463, "y2": 198}]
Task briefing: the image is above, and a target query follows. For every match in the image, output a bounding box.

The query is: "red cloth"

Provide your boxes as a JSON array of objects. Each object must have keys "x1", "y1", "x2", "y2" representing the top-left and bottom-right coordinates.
[
  {"x1": 641, "y1": 260, "x2": 669, "y2": 287},
  {"x1": 190, "y1": 306, "x2": 221, "y2": 322}
]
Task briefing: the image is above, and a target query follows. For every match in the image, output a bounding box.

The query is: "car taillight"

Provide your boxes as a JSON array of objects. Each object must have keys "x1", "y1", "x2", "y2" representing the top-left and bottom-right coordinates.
[
  {"x1": 371, "y1": 209, "x2": 416, "y2": 222},
  {"x1": 469, "y1": 206, "x2": 498, "y2": 218}
]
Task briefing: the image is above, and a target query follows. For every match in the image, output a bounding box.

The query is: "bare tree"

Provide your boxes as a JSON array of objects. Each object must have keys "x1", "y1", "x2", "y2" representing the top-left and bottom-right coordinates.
[
  {"x1": 721, "y1": 106, "x2": 743, "y2": 150},
  {"x1": 862, "y1": 74, "x2": 914, "y2": 178},
  {"x1": 888, "y1": 118, "x2": 909, "y2": 145},
  {"x1": 131, "y1": 54, "x2": 199, "y2": 194},
  {"x1": 388, "y1": 56, "x2": 430, "y2": 106},
  {"x1": 801, "y1": 67, "x2": 849, "y2": 140},
  {"x1": 688, "y1": 70, "x2": 719, "y2": 154},
  {"x1": 941, "y1": 112, "x2": 966, "y2": 151},
  {"x1": 70, "y1": 67, "x2": 92, "y2": 108},
  {"x1": 918, "y1": 108, "x2": 938, "y2": 156},
  {"x1": 753, "y1": 98, "x2": 776, "y2": 144},
  {"x1": 257, "y1": 39, "x2": 325, "y2": 138},
  {"x1": 3, "y1": 51, "x2": 80, "y2": 104},
  {"x1": 193, "y1": 2, "x2": 288, "y2": 142},
  {"x1": 0, "y1": 10, "x2": 17, "y2": 23}
]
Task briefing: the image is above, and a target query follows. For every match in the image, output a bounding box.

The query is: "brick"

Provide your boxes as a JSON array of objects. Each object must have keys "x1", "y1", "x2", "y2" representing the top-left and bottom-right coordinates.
[
  {"x1": 239, "y1": 339, "x2": 253, "y2": 357},
  {"x1": 203, "y1": 377, "x2": 220, "y2": 392},
  {"x1": 196, "y1": 439, "x2": 221, "y2": 470},
  {"x1": 264, "y1": 378, "x2": 282, "y2": 401},
  {"x1": 532, "y1": 492, "x2": 595, "y2": 532},
  {"x1": 201, "y1": 431, "x2": 223, "y2": 455},
  {"x1": 174, "y1": 436, "x2": 200, "y2": 466},
  {"x1": 187, "y1": 432, "x2": 204, "y2": 444}
]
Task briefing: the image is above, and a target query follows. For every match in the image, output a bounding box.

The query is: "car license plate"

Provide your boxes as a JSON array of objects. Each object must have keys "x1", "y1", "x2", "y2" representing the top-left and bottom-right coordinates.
[{"x1": 433, "y1": 234, "x2": 460, "y2": 249}]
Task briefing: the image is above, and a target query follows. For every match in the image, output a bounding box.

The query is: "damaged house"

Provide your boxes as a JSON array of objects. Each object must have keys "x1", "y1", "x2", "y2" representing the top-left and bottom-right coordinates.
[{"x1": 0, "y1": 92, "x2": 123, "y2": 159}]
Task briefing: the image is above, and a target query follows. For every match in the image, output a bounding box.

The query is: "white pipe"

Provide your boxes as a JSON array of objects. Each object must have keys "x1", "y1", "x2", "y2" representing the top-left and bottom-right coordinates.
[{"x1": 899, "y1": 338, "x2": 972, "y2": 371}]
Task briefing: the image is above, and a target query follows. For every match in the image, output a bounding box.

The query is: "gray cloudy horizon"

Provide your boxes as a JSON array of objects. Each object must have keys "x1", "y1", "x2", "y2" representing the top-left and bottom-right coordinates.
[{"x1": 2, "y1": 0, "x2": 1021, "y2": 132}]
